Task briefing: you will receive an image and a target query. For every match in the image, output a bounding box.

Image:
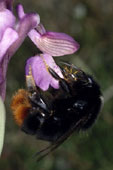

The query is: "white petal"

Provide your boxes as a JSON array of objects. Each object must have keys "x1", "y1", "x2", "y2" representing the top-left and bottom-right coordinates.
[{"x1": 0, "y1": 96, "x2": 6, "y2": 156}]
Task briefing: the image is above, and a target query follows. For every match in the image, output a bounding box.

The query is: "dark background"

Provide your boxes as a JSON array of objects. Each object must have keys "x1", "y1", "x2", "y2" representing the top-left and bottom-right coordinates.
[{"x1": 0, "y1": 0, "x2": 113, "y2": 169}]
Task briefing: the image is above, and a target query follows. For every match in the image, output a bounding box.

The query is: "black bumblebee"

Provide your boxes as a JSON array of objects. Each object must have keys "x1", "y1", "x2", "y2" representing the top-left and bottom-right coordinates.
[{"x1": 11, "y1": 62, "x2": 103, "y2": 161}]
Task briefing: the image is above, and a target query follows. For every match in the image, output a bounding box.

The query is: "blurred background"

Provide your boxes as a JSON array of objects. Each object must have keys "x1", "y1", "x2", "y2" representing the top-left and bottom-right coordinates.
[{"x1": 0, "y1": 0, "x2": 113, "y2": 169}]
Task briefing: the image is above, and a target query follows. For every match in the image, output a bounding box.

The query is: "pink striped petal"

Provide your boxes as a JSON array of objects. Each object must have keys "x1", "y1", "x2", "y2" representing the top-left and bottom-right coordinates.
[
  {"x1": 17, "y1": 4, "x2": 79, "y2": 57},
  {"x1": 29, "y1": 31, "x2": 80, "y2": 56}
]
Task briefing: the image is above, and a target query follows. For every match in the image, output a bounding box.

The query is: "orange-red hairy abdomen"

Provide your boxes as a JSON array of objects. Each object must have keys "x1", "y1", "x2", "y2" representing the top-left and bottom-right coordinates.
[{"x1": 11, "y1": 89, "x2": 31, "y2": 126}]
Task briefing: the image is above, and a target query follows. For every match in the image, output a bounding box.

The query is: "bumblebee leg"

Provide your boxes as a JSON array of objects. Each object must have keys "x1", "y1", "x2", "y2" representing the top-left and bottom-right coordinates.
[
  {"x1": 48, "y1": 67, "x2": 70, "y2": 93},
  {"x1": 29, "y1": 92, "x2": 51, "y2": 115},
  {"x1": 26, "y1": 65, "x2": 50, "y2": 114},
  {"x1": 48, "y1": 67, "x2": 61, "y2": 80}
]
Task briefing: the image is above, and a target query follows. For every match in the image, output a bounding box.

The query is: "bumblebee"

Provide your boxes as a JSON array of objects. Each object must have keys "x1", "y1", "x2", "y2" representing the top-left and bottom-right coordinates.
[{"x1": 11, "y1": 62, "x2": 103, "y2": 161}]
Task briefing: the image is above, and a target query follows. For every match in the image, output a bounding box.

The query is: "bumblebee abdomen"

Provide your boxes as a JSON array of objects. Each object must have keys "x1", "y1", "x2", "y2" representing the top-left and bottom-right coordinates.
[{"x1": 11, "y1": 89, "x2": 31, "y2": 126}]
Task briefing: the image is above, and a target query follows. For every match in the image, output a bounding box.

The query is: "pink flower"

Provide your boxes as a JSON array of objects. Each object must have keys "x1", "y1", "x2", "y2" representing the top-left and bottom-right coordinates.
[
  {"x1": 0, "y1": 0, "x2": 40, "y2": 100},
  {"x1": 17, "y1": 4, "x2": 80, "y2": 90}
]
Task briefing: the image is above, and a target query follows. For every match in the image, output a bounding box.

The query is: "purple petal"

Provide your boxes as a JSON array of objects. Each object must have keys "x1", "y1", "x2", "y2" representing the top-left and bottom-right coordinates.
[
  {"x1": 17, "y1": 4, "x2": 40, "y2": 24},
  {"x1": 0, "y1": 1, "x2": 6, "y2": 11},
  {"x1": 16, "y1": 4, "x2": 25, "y2": 19},
  {"x1": 0, "y1": 8, "x2": 15, "y2": 40},
  {"x1": 0, "y1": 55, "x2": 9, "y2": 100},
  {"x1": 0, "y1": 13, "x2": 40, "y2": 100},
  {"x1": 28, "y1": 29, "x2": 41, "y2": 46},
  {"x1": 25, "y1": 54, "x2": 63, "y2": 91},
  {"x1": 0, "y1": 79, "x2": 6, "y2": 101},
  {"x1": 0, "y1": 28, "x2": 18, "y2": 62},
  {"x1": 28, "y1": 24, "x2": 46, "y2": 45},
  {"x1": 0, "y1": 0, "x2": 14, "y2": 11},
  {"x1": 17, "y1": 4, "x2": 41, "y2": 48},
  {"x1": 29, "y1": 31, "x2": 80, "y2": 56},
  {"x1": 6, "y1": 13, "x2": 40, "y2": 59}
]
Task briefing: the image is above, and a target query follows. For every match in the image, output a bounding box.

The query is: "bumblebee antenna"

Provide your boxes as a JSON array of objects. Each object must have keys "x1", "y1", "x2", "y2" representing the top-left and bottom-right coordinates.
[{"x1": 59, "y1": 61, "x2": 79, "y2": 70}]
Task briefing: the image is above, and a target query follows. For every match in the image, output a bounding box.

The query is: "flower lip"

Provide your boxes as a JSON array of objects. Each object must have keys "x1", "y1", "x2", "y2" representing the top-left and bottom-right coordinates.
[{"x1": 25, "y1": 54, "x2": 64, "y2": 91}]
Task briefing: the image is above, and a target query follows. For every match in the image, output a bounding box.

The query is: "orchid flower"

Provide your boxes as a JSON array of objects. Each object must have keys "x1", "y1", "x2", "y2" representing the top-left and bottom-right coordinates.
[
  {"x1": 0, "y1": 0, "x2": 40, "y2": 101},
  {"x1": 0, "y1": 0, "x2": 40, "y2": 156},
  {"x1": 0, "y1": 0, "x2": 80, "y2": 157},
  {"x1": 17, "y1": 4, "x2": 80, "y2": 90}
]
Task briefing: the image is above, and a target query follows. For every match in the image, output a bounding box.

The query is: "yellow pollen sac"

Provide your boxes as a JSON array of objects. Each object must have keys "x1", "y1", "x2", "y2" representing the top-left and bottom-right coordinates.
[{"x1": 26, "y1": 65, "x2": 36, "y2": 91}]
